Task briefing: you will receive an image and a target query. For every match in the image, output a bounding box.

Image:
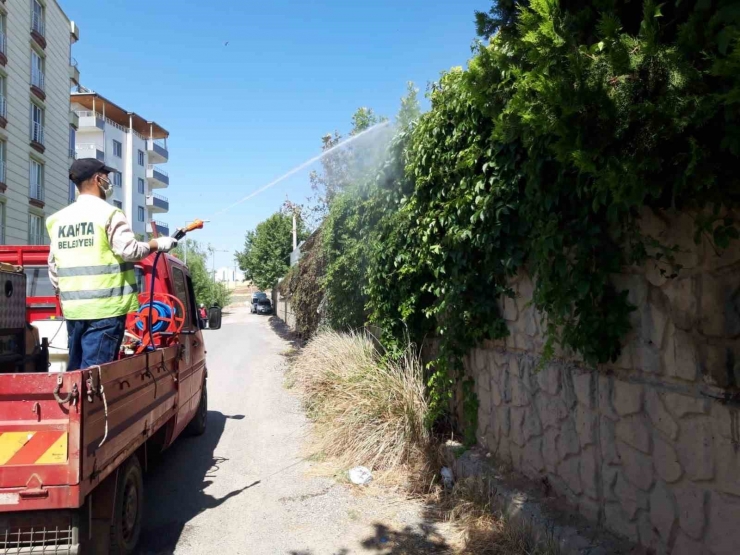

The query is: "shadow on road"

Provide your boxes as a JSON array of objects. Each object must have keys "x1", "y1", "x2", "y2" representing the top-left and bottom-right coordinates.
[
  {"x1": 136, "y1": 411, "x2": 257, "y2": 554},
  {"x1": 268, "y1": 316, "x2": 304, "y2": 350},
  {"x1": 288, "y1": 521, "x2": 451, "y2": 555}
]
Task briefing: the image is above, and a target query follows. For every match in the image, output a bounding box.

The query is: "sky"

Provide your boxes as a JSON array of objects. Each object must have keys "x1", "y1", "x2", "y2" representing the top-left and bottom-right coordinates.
[{"x1": 62, "y1": 0, "x2": 486, "y2": 270}]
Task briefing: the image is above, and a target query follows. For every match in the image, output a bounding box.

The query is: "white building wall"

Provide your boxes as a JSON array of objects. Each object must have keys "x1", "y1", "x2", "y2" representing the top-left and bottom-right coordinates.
[
  {"x1": 1, "y1": 0, "x2": 76, "y2": 244},
  {"x1": 71, "y1": 103, "x2": 168, "y2": 238}
]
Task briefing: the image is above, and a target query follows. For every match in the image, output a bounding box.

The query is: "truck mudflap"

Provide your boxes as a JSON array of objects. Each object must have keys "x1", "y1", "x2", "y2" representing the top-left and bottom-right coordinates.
[{"x1": 0, "y1": 510, "x2": 79, "y2": 554}]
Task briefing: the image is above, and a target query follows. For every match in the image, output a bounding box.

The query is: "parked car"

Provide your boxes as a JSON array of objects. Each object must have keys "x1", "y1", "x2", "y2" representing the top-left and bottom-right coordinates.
[
  {"x1": 256, "y1": 298, "x2": 273, "y2": 315},
  {"x1": 251, "y1": 291, "x2": 267, "y2": 313}
]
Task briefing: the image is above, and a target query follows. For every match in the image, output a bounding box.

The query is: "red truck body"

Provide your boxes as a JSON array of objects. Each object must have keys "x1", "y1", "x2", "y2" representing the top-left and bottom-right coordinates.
[{"x1": 0, "y1": 246, "x2": 211, "y2": 554}]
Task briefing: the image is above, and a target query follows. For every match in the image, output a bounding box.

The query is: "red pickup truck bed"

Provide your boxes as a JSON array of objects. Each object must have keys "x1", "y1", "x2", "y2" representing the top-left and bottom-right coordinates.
[{"x1": 0, "y1": 246, "x2": 211, "y2": 555}]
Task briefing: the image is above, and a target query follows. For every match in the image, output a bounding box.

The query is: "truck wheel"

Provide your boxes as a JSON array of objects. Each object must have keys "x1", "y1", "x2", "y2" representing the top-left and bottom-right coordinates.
[
  {"x1": 187, "y1": 382, "x2": 207, "y2": 436},
  {"x1": 109, "y1": 456, "x2": 144, "y2": 555}
]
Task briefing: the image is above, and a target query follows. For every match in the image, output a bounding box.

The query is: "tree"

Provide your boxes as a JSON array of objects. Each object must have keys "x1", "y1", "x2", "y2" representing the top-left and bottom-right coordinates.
[
  {"x1": 172, "y1": 239, "x2": 232, "y2": 308},
  {"x1": 397, "y1": 82, "x2": 421, "y2": 130},
  {"x1": 235, "y1": 212, "x2": 308, "y2": 290},
  {"x1": 306, "y1": 107, "x2": 388, "y2": 226}
]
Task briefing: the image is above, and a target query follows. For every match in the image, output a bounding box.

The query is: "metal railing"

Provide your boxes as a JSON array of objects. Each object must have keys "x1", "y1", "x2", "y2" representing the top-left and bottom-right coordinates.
[
  {"x1": 0, "y1": 31, "x2": 6, "y2": 55},
  {"x1": 0, "y1": 160, "x2": 6, "y2": 184},
  {"x1": 151, "y1": 192, "x2": 168, "y2": 202},
  {"x1": 31, "y1": 121, "x2": 44, "y2": 145},
  {"x1": 69, "y1": 148, "x2": 76, "y2": 159},
  {"x1": 0, "y1": 94, "x2": 6, "y2": 119},
  {"x1": 31, "y1": 68, "x2": 44, "y2": 91},
  {"x1": 30, "y1": 181, "x2": 44, "y2": 202},
  {"x1": 152, "y1": 220, "x2": 169, "y2": 234},
  {"x1": 153, "y1": 138, "x2": 167, "y2": 148},
  {"x1": 31, "y1": 12, "x2": 45, "y2": 37},
  {"x1": 147, "y1": 164, "x2": 168, "y2": 177},
  {"x1": 70, "y1": 57, "x2": 78, "y2": 68},
  {"x1": 29, "y1": 228, "x2": 45, "y2": 246},
  {"x1": 75, "y1": 110, "x2": 103, "y2": 119},
  {"x1": 106, "y1": 117, "x2": 126, "y2": 132}
]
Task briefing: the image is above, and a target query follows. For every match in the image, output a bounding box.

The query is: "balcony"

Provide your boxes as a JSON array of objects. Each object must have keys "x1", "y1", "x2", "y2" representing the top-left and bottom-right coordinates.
[
  {"x1": 30, "y1": 182, "x2": 44, "y2": 203},
  {"x1": 69, "y1": 110, "x2": 79, "y2": 129},
  {"x1": 146, "y1": 164, "x2": 169, "y2": 189},
  {"x1": 0, "y1": 94, "x2": 6, "y2": 128},
  {"x1": 31, "y1": 13, "x2": 46, "y2": 49},
  {"x1": 30, "y1": 122, "x2": 44, "y2": 152},
  {"x1": 74, "y1": 110, "x2": 104, "y2": 130},
  {"x1": 146, "y1": 193, "x2": 169, "y2": 213},
  {"x1": 70, "y1": 21, "x2": 79, "y2": 43},
  {"x1": 0, "y1": 160, "x2": 6, "y2": 186},
  {"x1": 75, "y1": 143, "x2": 104, "y2": 162},
  {"x1": 151, "y1": 221, "x2": 169, "y2": 237},
  {"x1": 69, "y1": 57, "x2": 79, "y2": 84},
  {"x1": 146, "y1": 139, "x2": 168, "y2": 164},
  {"x1": 31, "y1": 69, "x2": 45, "y2": 100},
  {"x1": 0, "y1": 30, "x2": 6, "y2": 66}
]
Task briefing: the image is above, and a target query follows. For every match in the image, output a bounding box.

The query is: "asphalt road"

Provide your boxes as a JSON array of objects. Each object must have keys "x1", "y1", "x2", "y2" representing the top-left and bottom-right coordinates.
[{"x1": 136, "y1": 304, "x2": 453, "y2": 555}]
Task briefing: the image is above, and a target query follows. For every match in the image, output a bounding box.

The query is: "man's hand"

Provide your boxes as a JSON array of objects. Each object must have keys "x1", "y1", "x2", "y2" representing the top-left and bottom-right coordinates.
[{"x1": 153, "y1": 237, "x2": 178, "y2": 253}]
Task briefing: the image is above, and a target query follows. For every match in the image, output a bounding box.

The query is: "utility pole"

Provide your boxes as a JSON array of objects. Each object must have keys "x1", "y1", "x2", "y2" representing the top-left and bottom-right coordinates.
[
  {"x1": 208, "y1": 246, "x2": 229, "y2": 283},
  {"x1": 292, "y1": 211, "x2": 297, "y2": 251},
  {"x1": 283, "y1": 197, "x2": 301, "y2": 252}
]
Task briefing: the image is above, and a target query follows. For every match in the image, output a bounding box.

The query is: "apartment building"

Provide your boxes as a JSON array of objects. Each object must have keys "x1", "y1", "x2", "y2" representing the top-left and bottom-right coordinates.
[
  {"x1": 0, "y1": 0, "x2": 80, "y2": 244},
  {"x1": 71, "y1": 90, "x2": 170, "y2": 237}
]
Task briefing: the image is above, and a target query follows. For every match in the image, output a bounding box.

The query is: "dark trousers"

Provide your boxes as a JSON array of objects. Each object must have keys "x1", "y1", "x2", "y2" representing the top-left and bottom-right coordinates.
[{"x1": 66, "y1": 315, "x2": 127, "y2": 372}]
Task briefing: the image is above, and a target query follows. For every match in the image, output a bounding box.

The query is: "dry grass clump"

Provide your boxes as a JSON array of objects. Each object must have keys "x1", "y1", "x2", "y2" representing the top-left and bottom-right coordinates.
[
  {"x1": 434, "y1": 477, "x2": 560, "y2": 555},
  {"x1": 290, "y1": 329, "x2": 430, "y2": 471},
  {"x1": 288, "y1": 330, "x2": 561, "y2": 555}
]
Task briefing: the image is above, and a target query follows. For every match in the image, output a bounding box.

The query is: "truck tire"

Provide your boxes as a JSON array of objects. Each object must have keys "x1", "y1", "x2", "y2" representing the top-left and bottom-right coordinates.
[
  {"x1": 187, "y1": 381, "x2": 207, "y2": 436},
  {"x1": 109, "y1": 456, "x2": 144, "y2": 555}
]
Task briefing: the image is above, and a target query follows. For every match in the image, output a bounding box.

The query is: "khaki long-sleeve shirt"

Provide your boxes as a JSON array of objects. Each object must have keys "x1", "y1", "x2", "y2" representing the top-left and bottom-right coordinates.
[{"x1": 48, "y1": 194, "x2": 152, "y2": 290}]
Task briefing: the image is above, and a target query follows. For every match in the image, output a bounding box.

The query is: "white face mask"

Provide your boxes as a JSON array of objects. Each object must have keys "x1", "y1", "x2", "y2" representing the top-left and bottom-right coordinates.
[{"x1": 98, "y1": 176, "x2": 114, "y2": 200}]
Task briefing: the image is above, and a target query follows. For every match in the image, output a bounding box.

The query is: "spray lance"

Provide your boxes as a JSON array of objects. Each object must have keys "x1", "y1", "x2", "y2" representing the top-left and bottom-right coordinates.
[{"x1": 146, "y1": 219, "x2": 208, "y2": 351}]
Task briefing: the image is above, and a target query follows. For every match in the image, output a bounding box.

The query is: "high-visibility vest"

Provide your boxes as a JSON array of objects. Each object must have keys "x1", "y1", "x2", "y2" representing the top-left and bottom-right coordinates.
[{"x1": 47, "y1": 200, "x2": 139, "y2": 320}]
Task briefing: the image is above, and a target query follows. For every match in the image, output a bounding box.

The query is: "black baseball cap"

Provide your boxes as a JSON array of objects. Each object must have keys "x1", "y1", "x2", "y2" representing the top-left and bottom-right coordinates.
[{"x1": 69, "y1": 158, "x2": 115, "y2": 185}]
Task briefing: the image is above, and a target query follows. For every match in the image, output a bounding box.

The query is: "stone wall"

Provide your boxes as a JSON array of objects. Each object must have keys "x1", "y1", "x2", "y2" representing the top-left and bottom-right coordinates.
[
  {"x1": 465, "y1": 209, "x2": 740, "y2": 555},
  {"x1": 273, "y1": 288, "x2": 296, "y2": 331}
]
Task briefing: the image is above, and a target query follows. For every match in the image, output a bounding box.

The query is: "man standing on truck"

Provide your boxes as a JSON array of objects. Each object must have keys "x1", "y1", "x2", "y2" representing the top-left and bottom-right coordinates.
[{"x1": 46, "y1": 158, "x2": 179, "y2": 371}]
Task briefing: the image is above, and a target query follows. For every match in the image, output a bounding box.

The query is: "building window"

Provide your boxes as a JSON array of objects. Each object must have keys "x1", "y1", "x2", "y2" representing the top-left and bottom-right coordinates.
[
  {"x1": 138, "y1": 150, "x2": 144, "y2": 166},
  {"x1": 113, "y1": 200, "x2": 122, "y2": 209},
  {"x1": 31, "y1": 50, "x2": 44, "y2": 91},
  {"x1": 32, "y1": 0, "x2": 45, "y2": 37},
  {"x1": 29, "y1": 160, "x2": 43, "y2": 201},
  {"x1": 29, "y1": 214, "x2": 44, "y2": 245},
  {"x1": 111, "y1": 171, "x2": 122, "y2": 187},
  {"x1": 0, "y1": 141, "x2": 5, "y2": 185},
  {"x1": 112, "y1": 139, "x2": 122, "y2": 158},
  {"x1": 137, "y1": 178, "x2": 145, "y2": 194},
  {"x1": 137, "y1": 206, "x2": 145, "y2": 222},
  {"x1": 68, "y1": 126, "x2": 76, "y2": 159},
  {"x1": 30, "y1": 103, "x2": 43, "y2": 144},
  {"x1": 0, "y1": 14, "x2": 6, "y2": 58},
  {"x1": 0, "y1": 74, "x2": 6, "y2": 119},
  {"x1": 68, "y1": 180, "x2": 76, "y2": 204}
]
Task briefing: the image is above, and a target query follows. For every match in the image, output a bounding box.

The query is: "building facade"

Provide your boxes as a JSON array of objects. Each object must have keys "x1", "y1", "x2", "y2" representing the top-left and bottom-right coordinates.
[
  {"x1": 71, "y1": 91, "x2": 169, "y2": 237},
  {"x1": 0, "y1": 0, "x2": 79, "y2": 244}
]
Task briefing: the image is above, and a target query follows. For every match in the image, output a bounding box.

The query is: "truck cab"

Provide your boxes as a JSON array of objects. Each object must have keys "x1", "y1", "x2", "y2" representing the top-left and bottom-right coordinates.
[{"x1": 0, "y1": 245, "x2": 219, "y2": 554}]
